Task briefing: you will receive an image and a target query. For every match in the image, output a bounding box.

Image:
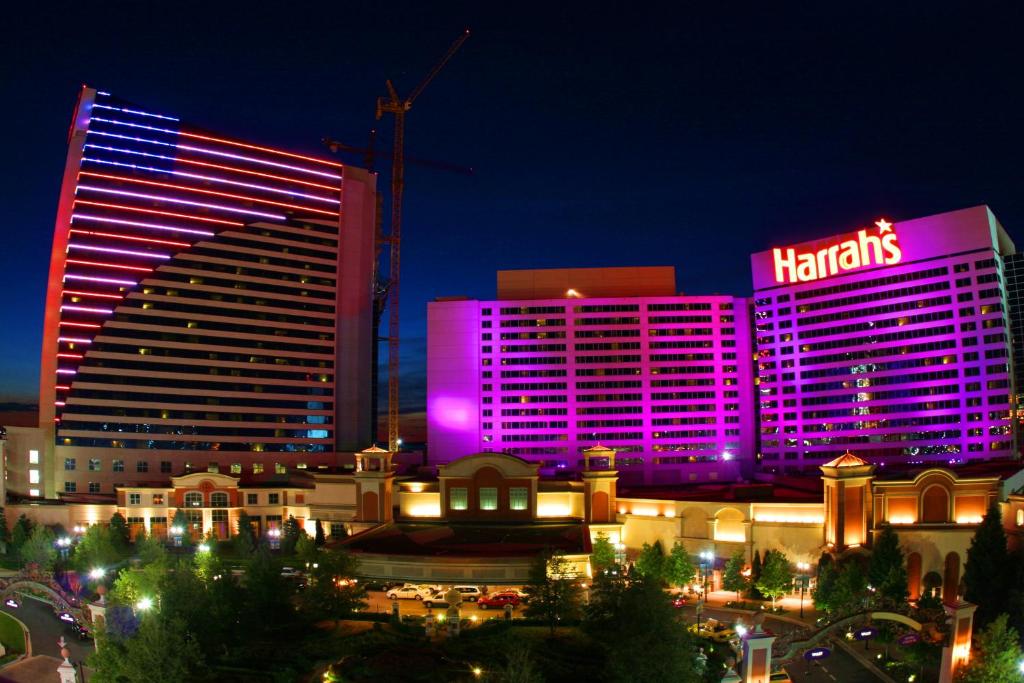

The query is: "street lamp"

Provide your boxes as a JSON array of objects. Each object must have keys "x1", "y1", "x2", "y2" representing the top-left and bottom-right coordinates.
[
  {"x1": 55, "y1": 536, "x2": 72, "y2": 559},
  {"x1": 89, "y1": 568, "x2": 105, "y2": 581},
  {"x1": 197, "y1": 543, "x2": 210, "y2": 553},
  {"x1": 796, "y1": 562, "x2": 811, "y2": 619},
  {"x1": 697, "y1": 550, "x2": 713, "y2": 632},
  {"x1": 268, "y1": 527, "x2": 281, "y2": 550},
  {"x1": 136, "y1": 597, "x2": 153, "y2": 612},
  {"x1": 171, "y1": 525, "x2": 184, "y2": 547}
]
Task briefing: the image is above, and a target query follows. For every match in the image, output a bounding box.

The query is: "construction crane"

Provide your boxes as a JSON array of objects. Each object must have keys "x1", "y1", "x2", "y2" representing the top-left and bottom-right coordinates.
[{"x1": 322, "y1": 132, "x2": 471, "y2": 448}]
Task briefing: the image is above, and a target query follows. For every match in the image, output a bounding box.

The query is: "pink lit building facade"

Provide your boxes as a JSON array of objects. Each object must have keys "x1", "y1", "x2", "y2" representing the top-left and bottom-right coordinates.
[
  {"x1": 752, "y1": 206, "x2": 1018, "y2": 471},
  {"x1": 428, "y1": 267, "x2": 756, "y2": 485}
]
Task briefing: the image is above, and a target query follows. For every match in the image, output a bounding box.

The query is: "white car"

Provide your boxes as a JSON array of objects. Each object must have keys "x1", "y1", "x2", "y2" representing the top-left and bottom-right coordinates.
[
  {"x1": 386, "y1": 585, "x2": 431, "y2": 601},
  {"x1": 452, "y1": 585, "x2": 483, "y2": 602}
]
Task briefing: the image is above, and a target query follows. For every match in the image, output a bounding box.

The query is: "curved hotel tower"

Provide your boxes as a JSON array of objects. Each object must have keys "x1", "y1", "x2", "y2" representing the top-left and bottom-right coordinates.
[{"x1": 37, "y1": 87, "x2": 376, "y2": 496}]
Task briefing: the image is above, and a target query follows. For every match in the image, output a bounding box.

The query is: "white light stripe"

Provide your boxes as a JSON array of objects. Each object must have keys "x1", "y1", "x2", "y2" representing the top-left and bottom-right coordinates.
[
  {"x1": 71, "y1": 213, "x2": 215, "y2": 237},
  {"x1": 68, "y1": 243, "x2": 170, "y2": 260}
]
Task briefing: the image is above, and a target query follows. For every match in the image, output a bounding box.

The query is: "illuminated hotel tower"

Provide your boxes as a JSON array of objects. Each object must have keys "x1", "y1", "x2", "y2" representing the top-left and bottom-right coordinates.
[
  {"x1": 39, "y1": 86, "x2": 376, "y2": 496},
  {"x1": 751, "y1": 206, "x2": 1019, "y2": 471},
  {"x1": 428, "y1": 267, "x2": 756, "y2": 486}
]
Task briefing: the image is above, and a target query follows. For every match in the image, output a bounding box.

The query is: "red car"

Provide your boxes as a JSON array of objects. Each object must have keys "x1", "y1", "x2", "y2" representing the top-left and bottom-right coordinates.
[
  {"x1": 477, "y1": 592, "x2": 522, "y2": 609},
  {"x1": 673, "y1": 596, "x2": 688, "y2": 608}
]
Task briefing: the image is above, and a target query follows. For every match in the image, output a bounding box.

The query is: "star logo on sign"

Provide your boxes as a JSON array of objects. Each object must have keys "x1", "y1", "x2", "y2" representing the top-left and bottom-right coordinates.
[{"x1": 875, "y1": 219, "x2": 893, "y2": 233}]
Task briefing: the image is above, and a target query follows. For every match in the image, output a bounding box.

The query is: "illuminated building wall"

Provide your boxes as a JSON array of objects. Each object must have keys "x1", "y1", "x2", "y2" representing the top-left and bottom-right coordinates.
[
  {"x1": 38, "y1": 86, "x2": 376, "y2": 496},
  {"x1": 427, "y1": 267, "x2": 755, "y2": 485},
  {"x1": 751, "y1": 206, "x2": 1018, "y2": 470}
]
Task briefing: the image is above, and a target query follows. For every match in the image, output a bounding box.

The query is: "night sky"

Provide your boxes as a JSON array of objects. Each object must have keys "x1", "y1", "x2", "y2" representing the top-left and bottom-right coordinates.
[{"x1": 4, "y1": 2, "x2": 1024, "y2": 433}]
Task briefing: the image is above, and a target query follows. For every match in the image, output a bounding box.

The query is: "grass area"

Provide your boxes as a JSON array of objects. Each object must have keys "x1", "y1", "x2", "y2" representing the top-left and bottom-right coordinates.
[{"x1": 0, "y1": 612, "x2": 26, "y2": 655}]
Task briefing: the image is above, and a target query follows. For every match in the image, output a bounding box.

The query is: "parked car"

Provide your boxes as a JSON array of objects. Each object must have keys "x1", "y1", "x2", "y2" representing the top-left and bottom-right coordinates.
[
  {"x1": 477, "y1": 592, "x2": 521, "y2": 610},
  {"x1": 363, "y1": 579, "x2": 403, "y2": 592},
  {"x1": 672, "y1": 595, "x2": 688, "y2": 608},
  {"x1": 422, "y1": 591, "x2": 451, "y2": 609},
  {"x1": 690, "y1": 618, "x2": 736, "y2": 643},
  {"x1": 768, "y1": 670, "x2": 792, "y2": 683},
  {"x1": 386, "y1": 585, "x2": 431, "y2": 601},
  {"x1": 280, "y1": 566, "x2": 302, "y2": 578},
  {"x1": 452, "y1": 585, "x2": 483, "y2": 602}
]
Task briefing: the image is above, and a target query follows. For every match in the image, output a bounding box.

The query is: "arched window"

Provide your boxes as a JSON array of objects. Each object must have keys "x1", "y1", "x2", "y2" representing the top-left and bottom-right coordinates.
[
  {"x1": 921, "y1": 485, "x2": 949, "y2": 523},
  {"x1": 184, "y1": 491, "x2": 203, "y2": 508},
  {"x1": 1017, "y1": 509, "x2": 1023, "y2": 527},
  {"x1": 210, "y1": 492, "x2": 229, "y2": 508}
]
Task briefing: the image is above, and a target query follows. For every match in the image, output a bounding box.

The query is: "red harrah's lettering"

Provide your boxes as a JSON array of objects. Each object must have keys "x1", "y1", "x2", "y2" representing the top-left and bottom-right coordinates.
[{"x1": 772, "y1": 220, "x2": 901, "y2": 283}]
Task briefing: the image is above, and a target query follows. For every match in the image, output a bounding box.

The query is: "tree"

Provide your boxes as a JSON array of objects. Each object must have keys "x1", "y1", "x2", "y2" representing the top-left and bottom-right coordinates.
[
  {"x1": 314, "y1": 519, "x2": 326, "y2": 547},
  {"x1": 498, "y1": 643, "x2": 543, "y2": 683},
  {"x1": 635, "y1": 540, "x2": 667, "y2": 585},
  {"x1": 957, "y1": 614, "x2": 1023, "y2": 683},
  {"x1": 963, "y1": 502, "x2": 1009, "y2": 629},
  {"x1": 134, "y1": 533, "x2": 168, "y2": 568},
  {"x1": 72, "y1": 524, "x2": 120, "y2": 573},
  {"x1": 665, "y1": 542, "x2": 696, "y2": 590},
  {"x1": 109, "y1": 512, "x2": 130, "y2": 552},
  {"x1": 755, "y1": 550, "x2": 793, "y2": 609},
  {"x1": 241, "y1": 545, "x2": 296, "y2": 637},
  {"x1": 723, "y1": 549, "x2": 750, "y2": 601},
  {"x1": 523, "y1": 552, "x2": 584, "y2": 636},
  {"x1": 90, "y1": 614, "x2": 209, "y2": 683},
  {"x1": 171, "y1": 509, "x2": 192, "y2": 547},
  {"x1": 0, "y1": 509, "x2": 10, "y2": 554},
  {"x1": 296, "y1": 548, "x2": 366, "y2": 626},
  {"x1": 591, "y1": 532, "x2": 617, "y2": 574},
  {"x1": 584, "y1": 579, "x2": 701, "y2": 682},
  {"x1": 831, "y1": 561, "x2": 868, "y2": 615},
  {"x1": 869, "y1": 525, "x2": 908, "y2": 606},
  {"x1": 813, "y1": 556, "x2": 838, "y2": 614},
  {"x1": 233, "y1": 511, "x2": 256, "y2": 558},
  {"x1": 748, "y1": 549, "x2": 764, "y2": 599},
  {"x1": 295, "y1": 534, "x2": 318, "y2": 567},
  {"x1": 11, "y1": 514, "x2": 34, "y2": 554},
  {"x1": 281, "y1": 515, "x2": 303, "y2": 556},
  {"x1": 19, "y1": 525, "x2": 56, "y2": 572}
]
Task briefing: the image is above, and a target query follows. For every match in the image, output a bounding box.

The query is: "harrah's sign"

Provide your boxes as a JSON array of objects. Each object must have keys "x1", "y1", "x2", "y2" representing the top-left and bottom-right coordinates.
[{"x1": 772, "y1": 220, "x2": 902, "y2": 284}]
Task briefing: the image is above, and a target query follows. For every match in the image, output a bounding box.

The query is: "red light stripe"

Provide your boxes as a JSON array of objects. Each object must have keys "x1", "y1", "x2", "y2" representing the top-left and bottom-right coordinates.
[
  {"x1": 79, "y1": 172, "x2": 339, "y2": 216},
  {"x1": 73, "y1": 200, "x2": 244, "y2": 226},
  {"x1": 177, "y1": 130, "x2": 343, "y2": 168},
  {"x1": 70, "y1": 229, "x2": 190, "y2": 248},
  {"x1": 173, "y1": 156, "x2": 340, "y2": 191},
  {"x1": 63, "y1": 290, "x2": 125, "y2": 300},
  {"x1": 57, "y1": 353, "x2": 84, "y2": 359},
  {"x1": 66, "y1": 259, "x2": 154, "y2": 273},
  {"x1": 59, "y1": 322, "x2": 101, "y2": 329},
  {"x1": 55, "y1": 386, "x2": 71, "y2": 391}
]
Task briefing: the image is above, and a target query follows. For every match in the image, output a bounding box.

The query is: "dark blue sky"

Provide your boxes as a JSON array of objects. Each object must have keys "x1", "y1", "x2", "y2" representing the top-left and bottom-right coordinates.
[{"x1": 4, "y1": 2, "x2": 1024, "y2": 414}]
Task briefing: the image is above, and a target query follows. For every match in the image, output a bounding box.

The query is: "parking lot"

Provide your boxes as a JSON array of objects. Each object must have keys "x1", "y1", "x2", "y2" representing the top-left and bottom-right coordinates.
[{"x1": 363, "y1": 585, "x2": 529, "y2": 617}]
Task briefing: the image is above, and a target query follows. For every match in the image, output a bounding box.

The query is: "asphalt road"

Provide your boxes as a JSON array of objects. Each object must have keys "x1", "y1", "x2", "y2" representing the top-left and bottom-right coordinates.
[
  {"x1": 0, "y1": 596, "x2": 92, "y2": 664},
  {"x1": 365, "y1": 591, "x2": 525, "y2": 617},
  {"x1": 786, "y1": 641, "x2": 884, "y2": 683}
]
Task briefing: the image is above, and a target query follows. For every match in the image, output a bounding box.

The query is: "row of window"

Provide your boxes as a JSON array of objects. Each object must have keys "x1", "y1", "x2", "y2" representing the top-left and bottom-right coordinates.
[
  {"x1": 65, "y1": 459, "x2": 294, "y2": 475},
  {"x1": 448, "y1": 486, "x2": 529, "y2": 511}
]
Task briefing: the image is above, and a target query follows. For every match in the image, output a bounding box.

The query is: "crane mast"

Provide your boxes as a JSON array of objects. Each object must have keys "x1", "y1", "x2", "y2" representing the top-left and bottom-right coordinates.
[{"x1": 376, "y1": 30, "x2": 470, "y2": 453}]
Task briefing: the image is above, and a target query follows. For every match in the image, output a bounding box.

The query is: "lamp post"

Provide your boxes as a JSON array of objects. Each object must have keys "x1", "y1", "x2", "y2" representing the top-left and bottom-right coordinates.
[
  {"x1": 697, "y1": 550, "x2": 713, "y2": 632},
  {"x1": 268, "y1": 527, "x2": 281, "y2": 550},
  {"x1": 171, "y1": 525, "x2": 184, "y2": 547},
  {"x1": 796, "y1": 562, "x2": 811, "y2": 619}
]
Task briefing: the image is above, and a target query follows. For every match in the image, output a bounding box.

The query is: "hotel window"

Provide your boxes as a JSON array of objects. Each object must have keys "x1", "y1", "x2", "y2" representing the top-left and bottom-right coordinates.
[
  {"x1": 1017, "y1": 509, "x2": 1023, "y2": 526},
  {"x1": 111, "y1": 459, "x2": 124, "y2": 472},
  {"x1": 253, "y1": 463, "x2": 264, "y2": 474},
  {"x1": 510, "y1": 487, "x2": 528, "y2": 511},
  {"x1": 160, "y1": 461, "x2": 172, "y2": 474},
  {"x1": 152, "y1": 494, "x2": 164, "y2": 505},
  {"x1": 479, "y1": 488, "x2": 498, "y2": 510},
  {"x1": 129, "y1": 493, "x2": 141, "y2": 505},
  {"x1": 247, "y1": 493, "x2": 258, "y2": 505},
  {"x1": 28, "y1": 450, "x2": 39, "y2": 465},
  {"x1": 89, "y1": 482, "x2": 100, "y2": 493},
  {"x1": 137, "y1": 461, "x2": 149, "y2": 473},
  {"x1": 88, "y1": 459, "x2": 101, "y2": 471},
  {"x1": 268, "y1": 493, "x2": 280, "y2": 505},
  {"x1": 275, "y1": 463, "x2": 287, "y2": 474},
  {"x1": 64, "y1": 482, "x2": 76, "y2": 493},
  {"x1": 330, "y1": 522, "x2": 346, "y2": 537},
  {"x1": 230, "y1": 463, "x2": 242, "y2": 474},
  {"x1": 184, "y1": 492, "x2": 203, "y2": 508},
  {"x1": 449, "y1": 487, "x2": 468, "y2": 511},
  {"x1": 208, "y1": 462, "x2": 219, "y2": 474},
  {"x1": 29, "y1": 470, "x2": 40, "y2": 485},
  {"x1": 211, "y1": 492, "x2": 229, "y2": 508},
  {"x1": 29, "y1": 489, "x2": 39, "y2": 497},
  {"x1": 64, "y1": 458, "x2": 75, "y2": 471}
]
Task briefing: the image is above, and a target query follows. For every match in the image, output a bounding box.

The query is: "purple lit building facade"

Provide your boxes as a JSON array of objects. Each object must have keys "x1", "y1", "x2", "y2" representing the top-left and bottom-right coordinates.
[
  {"x1": 428, "y1": 267, "x2": 756, "y2": 485},
  {"x1": 752, "y1": 206, "x2": 1018, "y2": 471}
]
